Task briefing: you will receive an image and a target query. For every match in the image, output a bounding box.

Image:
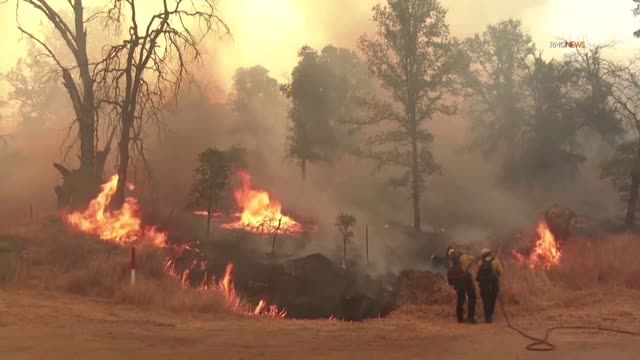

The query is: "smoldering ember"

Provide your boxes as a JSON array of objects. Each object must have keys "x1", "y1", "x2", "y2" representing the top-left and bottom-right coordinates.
[{"x1": 1, "y1": 0, "x2": 640, "y2": 359}]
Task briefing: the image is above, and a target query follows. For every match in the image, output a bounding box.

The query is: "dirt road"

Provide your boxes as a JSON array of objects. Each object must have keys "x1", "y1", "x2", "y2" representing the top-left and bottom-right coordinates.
[{"x1": 1, "y1": 290, "x2": 639, "y2": 360}]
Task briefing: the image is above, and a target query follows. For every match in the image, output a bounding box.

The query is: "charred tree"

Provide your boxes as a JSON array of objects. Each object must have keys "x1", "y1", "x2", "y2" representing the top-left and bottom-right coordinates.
[
  {"x1": 98, "y1": 0, "x2": 229, "y2": 209},
  {"x1": 11, "y1": 0, "x2": 114, "y2": 209},
  {"x1": 603, "y1": 58, "x2": 640, "y2": 228},
  {"x1": 358, "y1": 0, "x2": 463, "y2": 233}
]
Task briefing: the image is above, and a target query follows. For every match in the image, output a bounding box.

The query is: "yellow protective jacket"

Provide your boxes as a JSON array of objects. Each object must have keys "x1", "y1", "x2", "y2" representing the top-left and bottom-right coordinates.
[
  {"x1": 450, "y1": 254, "x2": 477, "y2": 273},
  {"x1": 479, "y1": 256, "x2": 504, "y2": 277}
]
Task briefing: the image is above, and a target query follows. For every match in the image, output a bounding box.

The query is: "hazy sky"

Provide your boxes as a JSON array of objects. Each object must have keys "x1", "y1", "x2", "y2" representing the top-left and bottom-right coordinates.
[{"x1": 0, "y1": 0, "x2": 639, "y2": 94}]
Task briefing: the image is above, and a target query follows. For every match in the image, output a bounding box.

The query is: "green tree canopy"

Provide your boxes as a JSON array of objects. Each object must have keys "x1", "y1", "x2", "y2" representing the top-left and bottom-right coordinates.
[{"x1": 281, "y1": 44, "x2": 370, "y2": 179}]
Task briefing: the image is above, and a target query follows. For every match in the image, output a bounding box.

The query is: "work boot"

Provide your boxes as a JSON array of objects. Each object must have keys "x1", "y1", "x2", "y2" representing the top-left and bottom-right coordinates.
[
  {"x1": 468, "y1": 318, "x2": 477, "y2": 324},
  {"x1": 485, "y1": 318, "x2": 492, "y2": 324},
  {"x1": 457, "y1": 318, "x2": 464, "y2": 323}
]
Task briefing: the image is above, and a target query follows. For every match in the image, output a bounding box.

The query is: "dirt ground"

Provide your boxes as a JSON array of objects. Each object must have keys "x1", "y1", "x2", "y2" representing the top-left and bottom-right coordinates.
[{"x1": 1, "y1": 289, "x2": 639, "y2": 360}]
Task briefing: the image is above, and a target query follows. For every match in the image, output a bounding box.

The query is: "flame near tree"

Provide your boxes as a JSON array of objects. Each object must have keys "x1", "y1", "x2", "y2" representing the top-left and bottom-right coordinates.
[
  {"x1": 66, "y1": 174, "x2": 285, "y2": 317},
  {"x1": 221, "y1": 170, "x2": 303, "y2": 234},
  {"x1": 514, "y1": 219, "x2": 562, "y2": 269},
  {"x1": 67, "y1": 175, "x2": 167, "y2": 247}
]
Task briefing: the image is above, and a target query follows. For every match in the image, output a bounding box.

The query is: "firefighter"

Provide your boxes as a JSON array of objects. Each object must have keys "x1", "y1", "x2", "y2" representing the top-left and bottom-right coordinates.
[
  {"x1": 446, "y1": 247, "x2": 477, "y2": 324},
  {"x1": 476, "y1": 248, "x2": 504, "y2": 323}
]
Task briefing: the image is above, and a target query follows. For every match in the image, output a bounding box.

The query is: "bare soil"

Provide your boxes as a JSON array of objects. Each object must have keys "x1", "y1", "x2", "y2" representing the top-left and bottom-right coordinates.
[{"x1": 1, "y1": 289, "x2": 639, "y2": 360}]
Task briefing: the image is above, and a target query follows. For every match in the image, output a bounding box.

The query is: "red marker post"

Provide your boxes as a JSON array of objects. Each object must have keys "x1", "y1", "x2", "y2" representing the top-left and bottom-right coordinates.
[{"x1": 130, "y1": 246, "x2": 136, "y2": 286}]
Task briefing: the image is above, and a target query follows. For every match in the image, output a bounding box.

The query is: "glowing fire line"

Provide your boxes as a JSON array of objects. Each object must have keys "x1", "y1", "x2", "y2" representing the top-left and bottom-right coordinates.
[
  {"x1": 66, "y1": 174, "x2": 286, "y2": 317},
  {"x1": 220, "y1": 170, "x2": 303, "y2": 234},
  {"x1": 67, "y1": 175, "x2": 167, "y2": 247}
]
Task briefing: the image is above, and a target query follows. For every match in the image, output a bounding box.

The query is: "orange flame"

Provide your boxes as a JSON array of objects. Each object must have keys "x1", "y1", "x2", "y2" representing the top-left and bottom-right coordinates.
[
  {"x1": 67, "y1": 175, "x2": 286, "y2": 318},
  {"x1": 67, "y1": 175, "x2": 167, "y2": 247},
  {"x1": 514, "y1": 219, "x2": 562, "y2": 269},
  {"x1": 164, "y1": 260, "x2": 286, "y2": 317},
  {"x1": 221, "y1": 170, "x2": 303, "y2": 234}
]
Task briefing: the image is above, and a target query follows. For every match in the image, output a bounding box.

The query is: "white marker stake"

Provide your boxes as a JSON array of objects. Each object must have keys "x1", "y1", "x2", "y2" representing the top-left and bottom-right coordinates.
[{"x1": 131, "y1": 246, "x2": 136, "y2": 286}]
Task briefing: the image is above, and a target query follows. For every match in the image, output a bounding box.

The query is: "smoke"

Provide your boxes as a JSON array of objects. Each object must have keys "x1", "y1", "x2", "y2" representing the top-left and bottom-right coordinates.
[{"x1": 0, "y1": 0, "x2": 634, "y2": 274}]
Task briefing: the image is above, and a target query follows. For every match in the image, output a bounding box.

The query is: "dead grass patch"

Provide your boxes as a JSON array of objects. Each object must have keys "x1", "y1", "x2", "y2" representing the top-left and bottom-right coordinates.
[{"x1": 2, "y1": 218, "x2": 228, "y2": 314}]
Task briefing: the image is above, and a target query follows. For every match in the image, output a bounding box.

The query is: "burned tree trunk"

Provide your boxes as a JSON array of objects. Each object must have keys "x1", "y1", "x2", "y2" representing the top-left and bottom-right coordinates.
[
  {"x1": 53, "y1": 162, "x2": 103, "y2": 211},
  {"x1": 626, "y1": 172, "x2": 640, "y2": 227},
  {"x1": 113, "y1": 113, "x2": 134, "y2": 210},
  {"x1": 625, "y1": 143, "x2": 640, "y2": 228},
  {"x1": 16, "y1": 0, "x2": 109, "y2": 210}
]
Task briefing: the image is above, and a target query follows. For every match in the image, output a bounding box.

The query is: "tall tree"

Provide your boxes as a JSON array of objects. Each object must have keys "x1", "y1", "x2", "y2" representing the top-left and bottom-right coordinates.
[
  {"x1": 98, "y1": 0, "x2": 229, "y2": 210},
  {"x1": 461, "y1": 19, "x2": 535, "y2": 185},
  {"x1": 358, "y1": 0, "x2": 462, "y2": 233},
  {"x1": 3, "y1": 37, "x2": 65, "y2": 131},
  {"x1": 231, "y1": 66, "x2": 284, "y2": 137},
  {"x1": 10, "y1": 0, "x2": 113, "y2": 208},
  {"x1": 603, "y1": 58, "x2": 640, "y2": 226},
  {"x1": 319, "y1": 45, "x2": 376, "y2": 157},
  {"x1": 280, "y1": 45, "x2": 349, "y2": 180},
  {"x1": 229, "y1": 65, "x2": 288, "y2": 166},
  {"x1": 516, "y1": 54, "x2": 587, "y2": 185},
  {"x1": 570, "y1": 44, "x2": 622, "y2": 142}
]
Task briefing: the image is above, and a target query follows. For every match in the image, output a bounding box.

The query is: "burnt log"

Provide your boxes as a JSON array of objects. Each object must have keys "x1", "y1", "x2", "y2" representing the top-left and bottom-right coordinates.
[{"x1": 53, "y1": 162, "x2": 103, "y2": 211}]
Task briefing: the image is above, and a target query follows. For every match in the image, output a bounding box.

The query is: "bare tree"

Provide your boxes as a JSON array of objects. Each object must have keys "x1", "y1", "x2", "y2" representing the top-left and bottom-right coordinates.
[
  {"x1": 571, "y1": 43, "x2": 621, "y2": 141},
  {"x1": 97, "y1": 0, "x2": 229, "y2": 209},
  {"x1": 10, "y1": 0, "x2": 115, "y2": 208},
  {"x1": 603, "y1": 57, "x2": 640, "y2": 226},
  {"x1": 335, "y1": 212, "x2": 356, "y2": 269}
]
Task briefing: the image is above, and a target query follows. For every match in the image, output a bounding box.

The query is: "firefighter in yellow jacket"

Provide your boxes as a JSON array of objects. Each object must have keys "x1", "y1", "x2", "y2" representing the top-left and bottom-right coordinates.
[
  {"x1": 446, "y1": 247, "x2": 477, "y2": 324},
  {"x1": 476, "y1": 248, "x2": 504, "y2": 323}
]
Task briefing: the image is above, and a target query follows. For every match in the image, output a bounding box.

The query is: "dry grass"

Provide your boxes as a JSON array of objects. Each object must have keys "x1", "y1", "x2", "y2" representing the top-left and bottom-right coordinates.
[
  {"x1": 551, "y1": 234, "x2": 640, "y2": 290},
  {"x1": 499, "y1": 233, "x2": 640, "y2": 310},
  {"x1": 2, "y1": 217, "x2": 228, "y2": 314},
  {"x1": 395, "y1": 270, "x2": 452, "y2": 306},
  {"x1": 396, "y1": 232, "x2": 640, "y2": 318}
]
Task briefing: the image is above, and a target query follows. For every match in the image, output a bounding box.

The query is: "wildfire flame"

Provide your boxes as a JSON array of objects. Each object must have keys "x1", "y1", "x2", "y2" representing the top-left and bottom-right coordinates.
[
  {"x1": 66, "y1": 174, "x2": 285, "y2": 317},
  {"x1": 221, "y1": 170, "x2": 303, "y2": 234},
  {"x1": 164, "y1": 260, "x2": 286, "y2": 317},
  {"x1": 67, "y1": 175, "x2": 167, "y2": 247},
  {"x1": 513, "y1": 219, "x2": 562, "y2": 269}
]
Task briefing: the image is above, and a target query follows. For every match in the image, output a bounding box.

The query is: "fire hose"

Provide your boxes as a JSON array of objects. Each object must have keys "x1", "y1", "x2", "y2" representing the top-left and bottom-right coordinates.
[{"x1": 498, "y1": 295, "x2": 640, "y2": 351}]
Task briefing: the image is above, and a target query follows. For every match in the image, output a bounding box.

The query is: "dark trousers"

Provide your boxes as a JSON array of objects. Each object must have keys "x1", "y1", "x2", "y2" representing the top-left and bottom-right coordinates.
[
  {"x1": 479, "y1": 282, "x2": 499, "y2": 321},
  {"x1": 455, "y1": 276, "x2": 476, "y2": 321}
]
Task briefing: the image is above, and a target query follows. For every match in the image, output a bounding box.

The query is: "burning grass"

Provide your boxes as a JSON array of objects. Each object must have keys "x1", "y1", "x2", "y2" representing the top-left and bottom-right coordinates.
[
  {"x1": 6, "y1": 220, "x2": 229, "y2": 313},
  {"x1": 193, "y1": 170, "x2": 306, "y2": 235},
  {"x1": 53, "y1": 174, "x2": 287, "y2": 317},
  {"x1": 395, "y1": 227, "x2": 640, "y2": 320},
  {"x1": 499, "y1": 232, "x2": 640, "y2": 310}
]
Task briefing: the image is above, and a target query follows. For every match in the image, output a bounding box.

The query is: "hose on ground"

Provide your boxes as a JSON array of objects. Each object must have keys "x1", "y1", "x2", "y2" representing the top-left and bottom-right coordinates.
[{"x1": 498, "y1": 296, "x2": 640, "y2": 351}]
